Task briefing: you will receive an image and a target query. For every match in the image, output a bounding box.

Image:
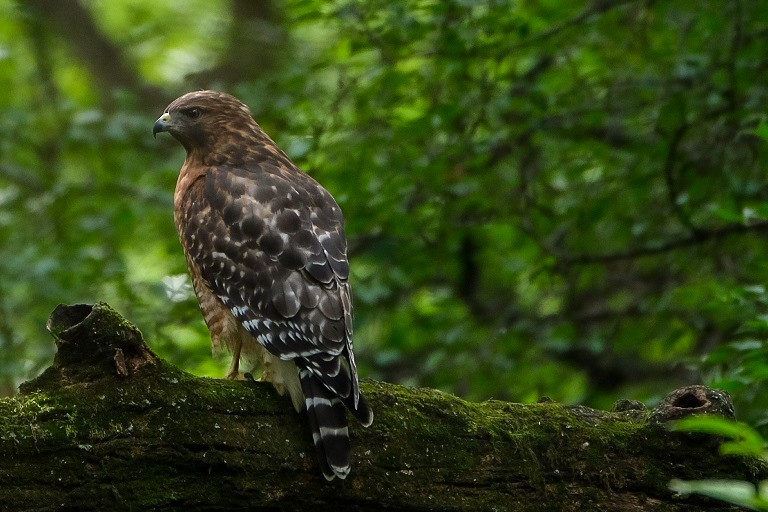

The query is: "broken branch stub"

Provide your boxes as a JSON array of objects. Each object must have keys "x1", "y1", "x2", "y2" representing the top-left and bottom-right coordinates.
[{"x1": 21, "y1": 302, "x2": 158, "y2": 392}]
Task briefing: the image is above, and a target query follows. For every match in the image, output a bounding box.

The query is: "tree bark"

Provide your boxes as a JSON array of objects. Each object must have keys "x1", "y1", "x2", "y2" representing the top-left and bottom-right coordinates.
[
  {"x1": 22, "y1": 0, "x2": 285, "y2": 112},
  {"x1": 22, "y1": 0, "x2": 168, "y2": 111},
  {"x1": 0, "y1": 303, "x2": 763, "y2": 511}
]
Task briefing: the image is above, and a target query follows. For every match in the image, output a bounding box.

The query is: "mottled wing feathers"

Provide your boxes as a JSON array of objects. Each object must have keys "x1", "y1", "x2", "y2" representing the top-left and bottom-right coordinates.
[
  {"x1": 179, "y1": 164, "x2": 372, "y2": 418},
  {"x1": 181, "y1": 167, "x2": 339, "y2": 340}
]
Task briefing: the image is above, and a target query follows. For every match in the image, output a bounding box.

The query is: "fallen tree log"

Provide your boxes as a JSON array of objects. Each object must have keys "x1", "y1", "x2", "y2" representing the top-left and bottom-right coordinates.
[{"x1": 0, "y1": 302, "x2": 763, "y2": 511}]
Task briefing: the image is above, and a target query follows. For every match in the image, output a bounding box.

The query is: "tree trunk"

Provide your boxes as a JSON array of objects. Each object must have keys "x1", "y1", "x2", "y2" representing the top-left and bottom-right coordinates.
[{"x1": 0, "y1": 303, "x2": 763, "y2": 511}]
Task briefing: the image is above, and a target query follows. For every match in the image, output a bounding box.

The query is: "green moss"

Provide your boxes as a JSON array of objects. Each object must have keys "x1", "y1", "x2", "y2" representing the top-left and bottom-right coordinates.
[{"x1": 0, "y1": 393, "x2": 56, "y2": 446}]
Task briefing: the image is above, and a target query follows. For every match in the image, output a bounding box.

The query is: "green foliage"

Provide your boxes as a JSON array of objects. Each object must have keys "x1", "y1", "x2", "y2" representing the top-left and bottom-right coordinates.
[
  {"x1": 671, "y1": 415, "x2": 768, "y2": 510},
  {"x1": 0, "y1": 0, "x2": 767, "y2": 426},
  {"x1": 699, "y1": 285, "x2": 768, "y2": 427}
]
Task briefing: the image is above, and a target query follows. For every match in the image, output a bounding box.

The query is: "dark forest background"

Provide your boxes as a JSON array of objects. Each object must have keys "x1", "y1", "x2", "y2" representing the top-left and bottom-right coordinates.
[{"x1": 1, "y1": 0, "x2": 767, "y2": 429}]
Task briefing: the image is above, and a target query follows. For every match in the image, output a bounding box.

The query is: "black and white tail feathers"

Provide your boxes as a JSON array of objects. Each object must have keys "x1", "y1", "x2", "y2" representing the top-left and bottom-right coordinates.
[{"x1": 299, "y1": 367, "x2": 373, "y2": 480}]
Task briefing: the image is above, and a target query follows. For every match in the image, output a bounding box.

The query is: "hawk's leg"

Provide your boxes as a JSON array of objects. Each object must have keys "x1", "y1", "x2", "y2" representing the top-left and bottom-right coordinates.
[{"x1": 224, "y1": 338, "x2": 243, "y2": 380}]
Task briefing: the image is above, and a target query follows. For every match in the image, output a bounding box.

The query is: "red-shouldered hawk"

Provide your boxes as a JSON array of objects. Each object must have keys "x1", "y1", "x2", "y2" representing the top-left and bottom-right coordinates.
[{"x1": 153, "y1": 90, "x2": 373, "y2": 480}]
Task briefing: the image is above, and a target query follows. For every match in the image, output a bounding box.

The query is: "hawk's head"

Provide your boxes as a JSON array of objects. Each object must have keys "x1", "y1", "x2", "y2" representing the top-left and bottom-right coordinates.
[{"x1": 153, "y1": 90, "x2": 259, "y2": 158}]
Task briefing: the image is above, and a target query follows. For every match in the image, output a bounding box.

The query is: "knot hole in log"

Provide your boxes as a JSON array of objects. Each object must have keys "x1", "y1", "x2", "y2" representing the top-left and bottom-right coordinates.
[
  {"x1": 21, "y1": 302, "x2": 158, "y2": 393},
  {"x1": 649, "y1": 385, "x2": 735, "y2": 424}
]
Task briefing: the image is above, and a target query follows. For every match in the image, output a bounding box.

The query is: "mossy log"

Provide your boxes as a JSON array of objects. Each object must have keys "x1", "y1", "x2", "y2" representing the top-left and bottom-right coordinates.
[{"x1": 0, "y1": 303, "x2": 763, "y2": 511}]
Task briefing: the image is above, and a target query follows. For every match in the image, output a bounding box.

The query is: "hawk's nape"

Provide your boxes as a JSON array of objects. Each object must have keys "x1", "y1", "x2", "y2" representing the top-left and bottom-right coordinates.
[{"x1": 153, "y1": 90, "x2": 373, "y2": 480}]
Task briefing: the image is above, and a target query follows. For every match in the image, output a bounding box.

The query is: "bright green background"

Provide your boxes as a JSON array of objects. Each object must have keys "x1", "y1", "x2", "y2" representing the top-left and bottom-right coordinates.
[{"x1": 1, "y1": 0, "x2": 766, "y2": 429}]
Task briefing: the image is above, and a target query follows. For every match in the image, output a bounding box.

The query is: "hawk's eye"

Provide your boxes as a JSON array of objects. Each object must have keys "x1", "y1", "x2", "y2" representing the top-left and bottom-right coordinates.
[{"x1": 183, "y1": 108, "x2": 202, "y2": 119}]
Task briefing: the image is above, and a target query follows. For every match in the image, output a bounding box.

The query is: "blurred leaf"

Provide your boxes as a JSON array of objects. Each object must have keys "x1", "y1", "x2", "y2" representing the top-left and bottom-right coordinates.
[
  {"x1": 656, "y1": 94, "x2": 687, "y2": 136},
  {"x1": 673, "y1": 416, "x2": 766, "y2": 459},
  {"x1": 670, "y1": 479, "x2": 762, "y2": 510},
  {"x1": 162, "y1": 274, "x2": 194, "y2": 303},
  {"x1": 752, "y1": 120, "x2": 768, "y2": 141}
]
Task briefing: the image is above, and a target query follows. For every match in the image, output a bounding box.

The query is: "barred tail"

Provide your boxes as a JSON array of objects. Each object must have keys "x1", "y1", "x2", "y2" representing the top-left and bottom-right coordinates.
[{"x1": 299, "y1": 368, "x2": 351, "y2": 480}]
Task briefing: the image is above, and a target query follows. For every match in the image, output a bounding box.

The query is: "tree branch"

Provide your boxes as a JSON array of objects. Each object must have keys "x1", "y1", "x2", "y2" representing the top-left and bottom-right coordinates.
[
  {"x1": 187, "y1": 0, "x2": 285, "y2": 88},
  {"x1": 661, "y1": 124, "x2": 699, "y2": 234},
  {"x1": 563, "y1": 220, "x2": 768, "y2": 266},
  {"x1": 0, "y1": 303, "x2": 762, "y2": 511},
  {"x1": 22, "y1": 0, "x2": 168, "y2": 111},
  {"x1": 509, "y1": 0, "x2": 641, "y2": 51}
]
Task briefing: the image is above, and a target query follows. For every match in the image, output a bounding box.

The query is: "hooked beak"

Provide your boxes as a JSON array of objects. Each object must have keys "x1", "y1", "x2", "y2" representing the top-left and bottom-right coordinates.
[{"x1": 153, "y1": 112, "x2": 171, "y2": 138}]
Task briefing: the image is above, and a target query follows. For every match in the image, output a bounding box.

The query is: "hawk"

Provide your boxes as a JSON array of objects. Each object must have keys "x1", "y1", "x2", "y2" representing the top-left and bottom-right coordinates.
[{"x1": 153, "y1": 90, "x2": 373, "y2": 480}]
